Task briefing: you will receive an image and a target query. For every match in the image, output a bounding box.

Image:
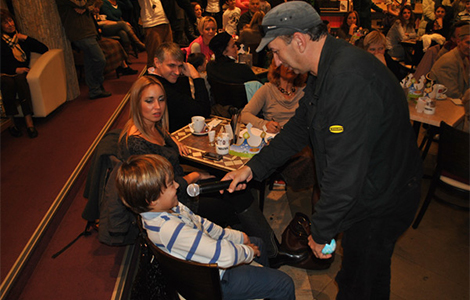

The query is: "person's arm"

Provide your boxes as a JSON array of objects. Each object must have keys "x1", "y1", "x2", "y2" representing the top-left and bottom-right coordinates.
[
  {"x1": 430, "y1": 56, "x2": 464, "y2": 99},
  {"x1": 24, "y1": 36, "x2": 49, "y2": 55},
  {"x1": 422, "y1": 0, "x2": 436, "y2": 21},
  {"x1": 154, "y1": 213, "x2": 254, "y2": 268},
  {"x1": 370, "y1": 0, "x2": 384, "y2": 13},
  {"x1": 240, "y1": 85, "x2": 270, "y2": 129}
]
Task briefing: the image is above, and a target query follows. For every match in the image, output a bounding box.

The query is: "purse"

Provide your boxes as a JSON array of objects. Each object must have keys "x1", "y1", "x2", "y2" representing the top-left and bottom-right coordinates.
[{"x1": 279, "y1": 212, "x2": 334, "y2": 270}]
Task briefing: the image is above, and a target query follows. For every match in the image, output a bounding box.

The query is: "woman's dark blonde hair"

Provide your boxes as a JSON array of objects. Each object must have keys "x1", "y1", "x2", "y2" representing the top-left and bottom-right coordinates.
[
  {"x1": 245, "y1": 11, "x2": 264, "y2": 30},
  {"x1": 267, "y1": 59, "x2": 308, "y2": 88},
  {"x1": 116, "y1": 154, "x2": 175, "y2": 214},
  {"x1": 363, "y1": 30, "x2": 387, "y2": 50},
  {"x1": 119, "y1": 76, "x2": 169, "y2": 144},
  {"x1": 198, "y1": 16, "x2": 217, "y2": 35}
]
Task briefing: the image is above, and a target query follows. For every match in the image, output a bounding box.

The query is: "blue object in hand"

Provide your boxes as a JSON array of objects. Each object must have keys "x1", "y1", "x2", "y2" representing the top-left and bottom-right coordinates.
[{"x1": 322, "y1": 239, "x2": 336, "y2": 255}]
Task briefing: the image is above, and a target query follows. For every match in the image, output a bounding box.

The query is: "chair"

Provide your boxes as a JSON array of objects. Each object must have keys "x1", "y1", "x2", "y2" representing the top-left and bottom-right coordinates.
[
  {"x1": 209, "y1": 78, "x2": 248, "y2": 109},
  {"x1": 412, "y1": 122, "x2": 470, "y2": 229},
  {"x1": 15, "y1": 49, "x2": 67, "y2": 117},
  {"x1": 143, "y1": 231, "x2": 223, "y2": 300}
]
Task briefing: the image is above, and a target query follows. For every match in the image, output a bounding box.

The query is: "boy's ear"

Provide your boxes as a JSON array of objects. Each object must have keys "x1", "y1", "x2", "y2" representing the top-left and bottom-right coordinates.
[{"x1": 148, "y1": 198, "x2": 159, "y2": 208}]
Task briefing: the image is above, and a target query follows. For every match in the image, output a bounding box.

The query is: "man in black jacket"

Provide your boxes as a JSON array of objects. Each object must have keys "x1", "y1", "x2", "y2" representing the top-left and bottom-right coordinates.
[
  {"x1": 147, "y1": 42, "x2": 211, "y2": 132},
  {"x1": 223, "y1": 2, "x2": 422, "y2": 299}
]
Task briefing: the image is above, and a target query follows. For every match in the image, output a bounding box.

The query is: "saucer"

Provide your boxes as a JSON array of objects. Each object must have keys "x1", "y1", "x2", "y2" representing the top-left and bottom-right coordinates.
[
  {"x1": 190, "y1": 127, "x2": 208, "y2": 135},
  {"x1": 436, "y1": 94, "x2": 447, "y2": 100}
]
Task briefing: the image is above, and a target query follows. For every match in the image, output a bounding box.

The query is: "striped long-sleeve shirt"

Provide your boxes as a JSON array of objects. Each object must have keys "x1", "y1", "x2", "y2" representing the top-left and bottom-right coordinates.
[{"x1": 141, "y1": 203, "x2": 254, "y2": 277}]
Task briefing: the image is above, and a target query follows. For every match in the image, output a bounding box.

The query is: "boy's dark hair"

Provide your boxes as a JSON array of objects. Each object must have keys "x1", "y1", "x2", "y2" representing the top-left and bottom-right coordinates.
[
  {"x1": 116, "y1": 154, "x2": 175, "y2": 214},
  {"x1": 187, "y1": 52, "x2": 206, "y2": 70}
]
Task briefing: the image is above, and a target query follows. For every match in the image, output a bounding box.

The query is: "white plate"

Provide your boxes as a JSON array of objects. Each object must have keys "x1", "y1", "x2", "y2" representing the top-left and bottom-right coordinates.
[{"x1": 436, "y1": 94, "x2": 447, "y2": 100}]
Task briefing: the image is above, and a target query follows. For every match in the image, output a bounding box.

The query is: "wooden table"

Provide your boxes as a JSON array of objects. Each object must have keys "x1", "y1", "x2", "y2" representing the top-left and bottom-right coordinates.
[
  {"x1": 251, "y1": 66, "x2": 268, "y2": 76},
  {"x1": 409, "y1": 98, "x2": 465, "y2": 129},
  {"x1": 408, "y1": 98, "x2": 465, "y2": 159},
  {"x1": 171, "y1": 116, "x2": 251, "y2": 173}
]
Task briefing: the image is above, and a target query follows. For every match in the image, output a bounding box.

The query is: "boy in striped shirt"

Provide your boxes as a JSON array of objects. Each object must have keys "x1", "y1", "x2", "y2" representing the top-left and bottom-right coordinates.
[{"x1": 116, "y1": 154, "x2": 295, "y2": 300}]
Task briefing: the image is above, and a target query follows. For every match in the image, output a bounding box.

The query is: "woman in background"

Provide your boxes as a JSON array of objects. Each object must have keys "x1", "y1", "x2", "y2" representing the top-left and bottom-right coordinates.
[
  {"x1": 186, "y1": 16, "x2": 216, "y2": 61},
  {"x1": 337, "y1": 11, "x2": 360, "y2": 41},
  {"x1": 386, "y1": 5, "x2": 417, "y2": 60},
  {"x1": 0, "y1": 9, "x2": 48, "y2": 138},
  {"x1": 363, "y1": 30, "x2": 409, "y2": 81}
]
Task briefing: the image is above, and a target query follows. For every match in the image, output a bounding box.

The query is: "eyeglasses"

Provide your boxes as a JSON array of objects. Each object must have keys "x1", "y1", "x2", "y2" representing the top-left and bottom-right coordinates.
[{"x1": 260, "y1": 24, "x2": 308, "y2": 37}]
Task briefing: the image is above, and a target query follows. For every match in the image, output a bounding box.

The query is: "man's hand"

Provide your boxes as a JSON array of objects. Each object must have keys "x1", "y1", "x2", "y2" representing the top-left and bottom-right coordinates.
[
  {"x1": 308, "y1": 235, "x2": 332, "y2": 259},
  {"x1": 181, "y1": 62, "x2": 200, "y2": 79},
  {"x1": 220, "y1": 166, "x2": 253, "y2": 193}
]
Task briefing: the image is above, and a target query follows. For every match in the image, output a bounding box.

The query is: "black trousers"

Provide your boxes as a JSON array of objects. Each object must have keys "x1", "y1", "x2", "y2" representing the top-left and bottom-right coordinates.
[
  {"x1": 1, "y1": 73, "x2": 34, "y2": 116},
  {"x1": 336, "y1": 175, "x2": 421, "y2": 300}
]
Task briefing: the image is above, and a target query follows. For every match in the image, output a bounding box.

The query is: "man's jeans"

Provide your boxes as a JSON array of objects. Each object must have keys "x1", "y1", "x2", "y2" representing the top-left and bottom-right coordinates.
[{"x1": 72, "y1": 36, "x2": 106, "y2": 98}]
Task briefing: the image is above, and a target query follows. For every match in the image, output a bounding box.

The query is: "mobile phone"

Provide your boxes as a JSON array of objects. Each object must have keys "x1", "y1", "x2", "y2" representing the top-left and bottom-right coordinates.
[{"x1": 203, "y1": 152, "x2": 222, "y2": 161}]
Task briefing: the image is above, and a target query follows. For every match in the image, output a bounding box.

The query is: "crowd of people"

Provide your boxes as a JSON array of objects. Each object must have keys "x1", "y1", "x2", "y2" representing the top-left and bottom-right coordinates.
[{"x1": 3, "y1": 0, "x2": 469, "y2": 299}]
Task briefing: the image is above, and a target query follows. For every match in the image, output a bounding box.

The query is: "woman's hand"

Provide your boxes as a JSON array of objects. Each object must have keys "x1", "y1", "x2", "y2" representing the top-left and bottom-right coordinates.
[
  {"x1": 265, "y1": 121, "x2": 281, "y2": 133},
  {"x1": 349, "y1": 24, "x2": 358, "y2": 35},
  {"x1": 16, "y1": 33, "x2": 28, "y2": 41},
  {"x1": 197, "y1": 171, "x2": 215, "y2": 181},
  {"x1": 16, "y1": 67, "x2": 30, "y2": 74},
  {"x1": 172, "y1": 136, "x2": 190, "y2": 156}
]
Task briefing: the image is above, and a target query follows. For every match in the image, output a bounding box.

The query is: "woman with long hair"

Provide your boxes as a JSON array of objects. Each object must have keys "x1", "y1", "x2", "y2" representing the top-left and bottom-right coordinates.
[
  {"x1": 119, "y1": 75, "x2": 288, "y2": 263},
  {"x1": 337, "y1": 10, "x2": 360, "y2": 41},
  {"x1": 386, "y1": 5, "x2": 417, "y2": 60}
]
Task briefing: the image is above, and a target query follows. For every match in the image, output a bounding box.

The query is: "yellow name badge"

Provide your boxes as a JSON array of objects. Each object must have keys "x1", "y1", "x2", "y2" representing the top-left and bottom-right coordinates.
[{"x1": 329, "y1": 125, "x2": 344, "y2": 133}]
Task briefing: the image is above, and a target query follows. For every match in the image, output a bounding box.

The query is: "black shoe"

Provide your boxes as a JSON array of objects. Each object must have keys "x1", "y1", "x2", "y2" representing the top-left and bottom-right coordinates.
[
  {"x1": 117, "y1": 66, "x2": 138, "y2": 76},
  {"x1": 27, "y1": 127, "x2": 38, "y2": 138},
  {"x1": 90, "y1": 91, "x2": 112, "y2": 100},
  {"x1": 8, "y1": 126, "x2": 22, "y2": 137},
  {"x1": 269, "y1": 250, "x2": 309, "y2": 269}
]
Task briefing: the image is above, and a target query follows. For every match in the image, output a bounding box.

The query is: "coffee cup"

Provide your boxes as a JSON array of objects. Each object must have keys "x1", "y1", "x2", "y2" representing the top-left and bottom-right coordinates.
[
  {"x1": 433, "y1": 84, "x2": 447, "y2": 99},
  {"x1": 189, "y1": 116, "x2": 205, "y2": 133}
]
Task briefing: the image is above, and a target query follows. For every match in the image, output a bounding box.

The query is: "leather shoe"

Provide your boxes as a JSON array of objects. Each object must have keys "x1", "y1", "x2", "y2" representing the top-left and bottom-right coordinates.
[
  {"x1": 27, "y1": 127, "x2": 38, "y2": 138},
  {"x1": 269, "y1": 250, "x2": 309, "y2": 269},
  {"x1": 90, "y1": 91, "x2": 112, "y2": 100},
  {"x1": 8, "y1": 126, "x2": 22, "y2": 137}
]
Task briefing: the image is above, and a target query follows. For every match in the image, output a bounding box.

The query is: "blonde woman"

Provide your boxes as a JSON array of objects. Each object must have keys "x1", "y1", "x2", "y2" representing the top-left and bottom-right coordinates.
[{"x1": 186, "y1": 16, "x2": 217, "y2": 61}]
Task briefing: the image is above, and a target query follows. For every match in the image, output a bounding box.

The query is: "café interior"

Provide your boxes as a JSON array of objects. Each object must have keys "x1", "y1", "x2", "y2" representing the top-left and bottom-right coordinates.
[{"x1": 1, "y1": 0, "x2": 468, "y2": 299}]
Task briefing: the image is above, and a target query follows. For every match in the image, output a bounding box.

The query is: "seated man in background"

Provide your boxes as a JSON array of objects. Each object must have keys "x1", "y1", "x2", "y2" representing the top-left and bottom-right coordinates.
[
  {"x1": 429, "y1": 24, "x2": 470, "y2": 99},
  {"x1": 147, "y1": 42, "x2": 211, "y2": 132},
  {"x1": 237, "y1": 0, "x2": 260, "y2": 34}
]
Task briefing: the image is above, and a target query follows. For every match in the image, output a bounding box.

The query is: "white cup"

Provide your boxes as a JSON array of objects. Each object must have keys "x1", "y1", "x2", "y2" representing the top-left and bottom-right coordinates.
[
  {"x1": 415, "y1": 97, "x2": 426, "y2": 113},
  {"x1": 424, "y1": 98, "x2": 436, "y2": 115},
  {"x1": 433, "y1": 84, "x2": 447, "y2": 99},
  {"x1": 208, "y1": 130, "x2": 215, "y2": 146},
  {"x1": 189, "y1": 116, "x2": 205, "y2": 133},
  {"x1": 215, "y1": 132, "x2": 230, "y2": 155}
]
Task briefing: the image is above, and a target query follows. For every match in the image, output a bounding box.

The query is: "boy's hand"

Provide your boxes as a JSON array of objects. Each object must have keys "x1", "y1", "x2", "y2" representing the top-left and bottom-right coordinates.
[
  {"x1": 246, "y1": 243, "x2": 260, "y2": 257},
  {"x1": 242, "y1": 232, "x2": 250, "y2": 245}
]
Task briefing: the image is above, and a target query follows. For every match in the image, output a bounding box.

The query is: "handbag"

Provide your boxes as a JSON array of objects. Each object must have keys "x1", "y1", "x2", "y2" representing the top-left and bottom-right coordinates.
[{"x1": 279, "y1": 212, "x2": 334, "y2": 270}]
